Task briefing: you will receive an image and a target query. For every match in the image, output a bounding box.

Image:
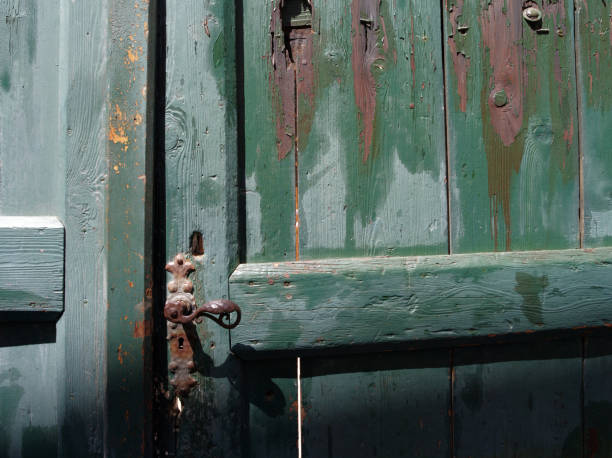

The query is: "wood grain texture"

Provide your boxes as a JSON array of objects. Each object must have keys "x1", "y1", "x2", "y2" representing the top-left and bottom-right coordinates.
[
  {"x1": 0, "y1": 0, "x2": 64, "y2": 216},
  {"x1": 53, "y1": 0, "x2": 114, "y2": 455},
  {"x1": 584, "y1": 336, "x2": 612, "y2": 457},
  {"x1": 298, "y1": 0, "x2": 448, "y2": 259},
  {"x1": 0, "y1": 217, "x2": 64, "y2": 318},
  {"x1": 164, "y1": 0, "x2": 243, "y2": 455},
  {"x1": 230, "y1": 248, "x2": 612, "y2": 353},
  {"x1": 445, "y1": 0, "x2": 579, "y2": 253},
  {"x1": 576, "y1": 0, "x2": 612, "y2": 247},
  {"x1": 453, "y1": 340, "x2": 582, "y2": 457},
  {"x1": 243, "y1": 0, "x2": 295, "y2": 262},
  {"x1": 301, "y1": 350, "x2": 450, "y2": 457}
]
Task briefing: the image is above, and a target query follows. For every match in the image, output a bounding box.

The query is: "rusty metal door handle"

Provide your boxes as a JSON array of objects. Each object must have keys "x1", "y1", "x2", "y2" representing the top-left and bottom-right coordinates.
[{"x1": 164, "y1": 254, "x2": 241, "y2": 329}]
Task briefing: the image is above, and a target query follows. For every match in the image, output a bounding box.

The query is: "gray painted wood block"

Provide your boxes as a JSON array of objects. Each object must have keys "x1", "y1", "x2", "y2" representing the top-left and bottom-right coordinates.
[{"x1": 0, "y1": 216, "x2": 64, "y2": 320}]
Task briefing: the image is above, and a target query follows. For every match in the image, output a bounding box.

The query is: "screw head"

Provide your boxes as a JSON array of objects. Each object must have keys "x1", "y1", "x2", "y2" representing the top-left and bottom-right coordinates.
[
  {"x1": 523, "y1": 7, "x2": 542, "y2": 23},
  {"x1": 493, "y1": 90, "x2": 508, "y2": 107}
]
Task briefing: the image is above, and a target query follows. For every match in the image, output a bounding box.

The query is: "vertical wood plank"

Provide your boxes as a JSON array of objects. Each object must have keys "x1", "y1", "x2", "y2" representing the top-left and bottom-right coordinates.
[
  {"x1": 57, "y1": 0, "x2": 110, "y2": 455},
  {"x1": 164, "y1": 0, "x2": 244, "y2": 456},
  {"x1": 576, "y1": 0, "x2": 612, "y2": 247},
  {"x1": 243, "y1": 359, "x2": 298, "y2": 458},
  {"x1": 445, "y1": 3, "x2": 583, "y2": 455},
  {"x1": 301, "y1": 350, "x2": 451, "y2": 457},
  {"x1": 298, "y1": 0, "x2": 448, "y2": 259},
  {"x1": 243, "y1": 0, "x2": 296, "y2": 262},
  {"x1": 445, "y1": 0, "x2": 579, "y2": 253},
  {"x1": 0, "y1": 0, "x2": 64, "y2": 215},
  {"x1": 584, "y1": 336, "x2": 612, "y2": 458},
  {"x1": 454, "y1": 340, "x2": 583, "y2": 457},
  {"x1": 106, "y1": 0, "x2": 153, "y2": 455}
]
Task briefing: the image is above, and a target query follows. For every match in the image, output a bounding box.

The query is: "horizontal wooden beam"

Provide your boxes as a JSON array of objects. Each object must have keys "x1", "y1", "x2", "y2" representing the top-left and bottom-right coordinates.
[
  {"x1": 229, "y1": 248, "x2": 612, "y2": 355},
  {"x1": 0, "y1": 216, "x2": 64, "y2": 320}
]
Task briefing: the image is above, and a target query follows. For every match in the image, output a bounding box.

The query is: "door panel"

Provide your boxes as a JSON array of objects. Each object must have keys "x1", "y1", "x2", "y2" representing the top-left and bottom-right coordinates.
[
  {"x1": 454, "y1": 340, "x2": 583, "y2": 457},
  {"x1": 302, "y1": 350, "x2": 451, "y2": 457},
  {"x1": 445, "y1": 0, "x2": 579, "y2": 253},
  {"x1": 161, "y1": 1, "x2": 612, "y2": 457},
  {"x1": 296, "y1": 0, "x2": 448, "y2": 259}
]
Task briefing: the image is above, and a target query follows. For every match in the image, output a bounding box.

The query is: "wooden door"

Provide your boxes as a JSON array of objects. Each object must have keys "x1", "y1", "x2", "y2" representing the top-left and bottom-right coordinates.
[{"x1": 160, "y1": 1, "x2": 612, "y2": 457}]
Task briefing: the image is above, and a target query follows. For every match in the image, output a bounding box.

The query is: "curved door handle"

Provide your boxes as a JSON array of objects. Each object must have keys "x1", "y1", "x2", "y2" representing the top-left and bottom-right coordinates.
[{"x1": 164, "y1": 253, "x2": 241, "y2": 329}]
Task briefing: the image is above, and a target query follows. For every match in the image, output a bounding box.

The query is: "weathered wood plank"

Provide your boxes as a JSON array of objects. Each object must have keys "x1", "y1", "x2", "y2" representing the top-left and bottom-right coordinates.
[
  {"x1": 454, "y1": 340, "x2": 582, "y2": 457},
  {"x1": 0, "y1": 0, "x2": 64, "y2": 216},
  {"x1": 297, "y1": 0, "x2": 447, "y2": 259},
  {"x1": 105, "y1": 0, "x2": 153, "y2": 455},
  {"x1": 54, "y1": 0, "x2": 111, "y2": 454},
  {"x1": 584, "y1": 336, "x2": 612, "y2": 457},
  {"x1": 576, "y1": 0, "x2": 612, "y2": 247},
  {"x1": 243, "y1": 359, "x2": 298, "y2": 458},
  {"x1": 230, "y1": 248, "x2": 612, "y2": 353},
  {"x1": 301, "y1": 349, "x2": 450, "y2": 457},
  {"x1": 243, "y1": 0, "x2": 295, "y2": 262},
  {"x1": 164, "y1": 0, "x2": 243, "y2": 455},
  {"x1": 0, "y1": 217, "x2": 64, "y2": 318},
  {"x1": 444, "y1": 0, "x2": 579, "y2": 253}
]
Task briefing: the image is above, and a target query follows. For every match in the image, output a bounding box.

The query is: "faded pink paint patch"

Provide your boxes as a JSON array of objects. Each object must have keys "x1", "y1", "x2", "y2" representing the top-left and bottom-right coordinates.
[{"x1": 480, "y1": 0, "x2": 524, "y2": 147}]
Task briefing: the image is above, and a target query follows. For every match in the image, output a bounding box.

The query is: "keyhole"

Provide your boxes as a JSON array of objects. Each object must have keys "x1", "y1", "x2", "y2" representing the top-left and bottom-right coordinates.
[
  {"x1": 178, "y1": 337, "x2": 184, "y2": 350},
  {"x1": 190, "y1": 231, "x2": 204, "y2": 256}
]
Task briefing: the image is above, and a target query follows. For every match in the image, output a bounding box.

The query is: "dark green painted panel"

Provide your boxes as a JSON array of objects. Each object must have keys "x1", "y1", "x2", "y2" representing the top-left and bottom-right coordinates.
[
  {"x1": 0, "y1": 217, "x2": 64, "y2": 318},
  {"x1": 106, "y1": 0, "x2": 153, "y2": 455},
  {"x1": 445, "y1": 0, "x2": 579, "y2": 253},
  {"x1": 164, "y1": 0, "x2": 243, "y2": 455},
  {"x1": 576, "y1": 0, "x2": 612, "y2": 247},
  {"x1": 297, "y1": 0, "x2": 447, "y2": 259},
  {"x1": 584, "y1": 336, "x2": 612, "y2": 458},
  {"x1": 302, "y1": 350, "x2": 450, "y2": 457},
  {"x1": 243, "y1": 359, "x2": 297, "y2": 458},
  {"x1": 230, "y1": 248, "x2": 612, "y2": 353},
  {"x1": 454, "y1": 340, "x2": 582, "y2": 457}
]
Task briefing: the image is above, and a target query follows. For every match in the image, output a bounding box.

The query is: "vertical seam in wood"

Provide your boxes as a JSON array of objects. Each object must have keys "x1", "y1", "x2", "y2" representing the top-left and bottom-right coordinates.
[
  {"x1": 294, "y1": 47, "x2": 300, "y2": 261},
  {"x1": 440, "y1": 0, "x2": 452, "y2": 255},
  {"x1": 574, "y1": 1, "x2": 585, "y2": 249},
  {"x1": 297, "y1": 356, "x2": 303, "y2": 458},
  {"x1": 581, "y1": 336, "x2": 586, "y2": 458},
  {"x1": 450, "y1": 347, "x2": 455, "y2": 458}
]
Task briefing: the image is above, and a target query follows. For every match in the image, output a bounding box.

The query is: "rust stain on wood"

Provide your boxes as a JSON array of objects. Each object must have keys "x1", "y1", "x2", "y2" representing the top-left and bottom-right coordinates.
[
  {"x1": 479, "y1": 0, "x2": 525, "y2": 250},
  {"x1": 351, "y1": 0, "x2": 382, "y2": 163},
  {"x1": 447, "y1": 0, "x2": 470, "y2": 113},
  {"x1": 270, "y1": 1, "x2": 315, "y2": 161}
]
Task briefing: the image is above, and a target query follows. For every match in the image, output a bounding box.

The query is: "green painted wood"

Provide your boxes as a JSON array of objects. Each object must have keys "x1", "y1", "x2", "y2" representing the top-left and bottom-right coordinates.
[
  {"x1": 230, "y1": 248, "x2": 612, "y2": 353},
  {"x1": 297, "y1": 0, "x2": 447, "y2": 259},
  {"x1": 243, "y1": 359, "x2": 298, "y2": 458},
  {"x1": 0, "y1": 0, "x2": 64, "y2": 217},
  {"x1": 0, "y1": 344, "x2": 59, "y2": 458},
  {"x1": 301, "y1": 349, "x2": 450, "y2": 457},
  {"x1": 243, "y1": 0, "x2": 295, "y2": 262},
  {"x1": 105, "y1": 0, "x2": 153, "y2": 455},
  {"x1": 0, "y1": 217, "x2": 64, "y2": 319},
  {"x1": 454, "y1": 340, "x2": 582, "y2": 457},
  {"x1": 584, "y1": 336, "x2": 612, "y2": 457},
  {"x1": 576, "y1": 1, "x2": 612, "y2": 247},
  {"x1": 444, "y1": 0, "x2": 579, "y2": 253},
  {"x1": 58, "y1": 0, "x2": 112, "y2": 454},
  {"x1": 164, "y1": 1, "x2": 244, "y2": 455}
]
